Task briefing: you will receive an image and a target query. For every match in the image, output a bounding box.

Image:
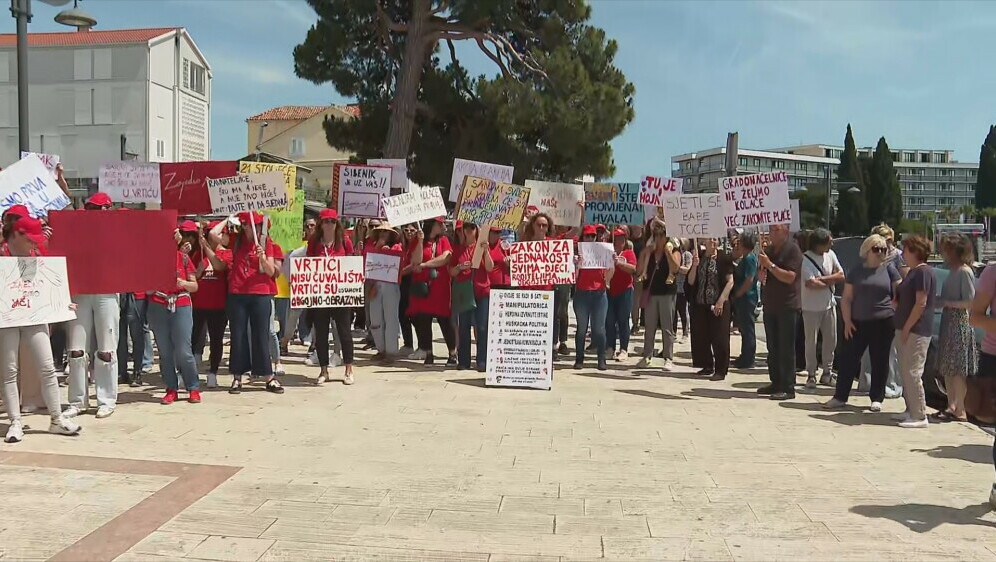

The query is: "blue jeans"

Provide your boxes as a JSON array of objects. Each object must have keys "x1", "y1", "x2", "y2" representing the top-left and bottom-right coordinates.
[
  {"x1": 458, "y1": 296, "x2": 489, "y2": 369},
  {"x1": 147, "y1": 303, "x2": 199, "y2": 391},
  {"x1": 606, "y1": 288, "x2": 633, "y2": 353},
  {"x1": 574, "y1": 290, "x2": 608, "y2": 363},
  {"x1": 118, "y1": 293, "x2": 146, "y2": 381},
  {"x1": 734, "y1": 298, "x2": 757, "y2": 365},
  {"x1": 228, "y1": 294, "x2": 274, "y2": 378}
]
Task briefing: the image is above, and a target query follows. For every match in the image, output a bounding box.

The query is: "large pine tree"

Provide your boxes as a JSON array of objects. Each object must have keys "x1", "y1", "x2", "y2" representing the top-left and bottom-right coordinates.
[
  {"x1": 976, "y1": 125, "x2": 996, "y2": 210},
  {"x1": 865, "y1": 137, "x2": 903, "y2": 228},
  {"x1": 832, "y1": 124, "x2": 868, "y2": 235}
]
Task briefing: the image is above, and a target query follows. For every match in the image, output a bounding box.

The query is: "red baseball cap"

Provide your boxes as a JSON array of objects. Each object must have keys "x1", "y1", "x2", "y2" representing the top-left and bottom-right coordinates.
[
  {"x1": 319, "y1": 208, "x2": 338, "y2": 220},
  {"x1": 85, "y1": 192, "x2": 113, "y2": 207},
  {"x1": 613, "y1": 228, "x2": 627, "y2": 237},
  {"x1": 489, "y1": 226, "x2": 502, "y2": 232},
  {"x1": 4, "y1": 204, "x2": 30, "y2": 219},
  {"x1": 237, "y1": 211, "x2": 265, "y2": 225},
  {"x1": 178, "y1": 220, "x2": 199, "y2": 233},
  {"x1": 13, "y1": 216, "x2": 47, "y2": 245},
  {"x1": 431, "y1": 216, "x2": 445, "y2": 223},
  {"x1": 595, "y1": 224, "x2": 606, "y2": 231},
  {"x1": 582, "y1": 225, "x2": 597, "y2": 236},
  {"x1": 455, "y1": 220, "x2": 464, "y2": 229},
  {"x1": 207, "y1": 220, "x2": 221, "y2": 230}
]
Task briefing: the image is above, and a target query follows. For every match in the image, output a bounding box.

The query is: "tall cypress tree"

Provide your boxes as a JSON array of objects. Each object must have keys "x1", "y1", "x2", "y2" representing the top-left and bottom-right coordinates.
[
  {"x1": 832, "y1": 124, "x2": 868, "y2": 235},
  {"x1": 866, "y1": 137, "x2": 902, "y2": 228},
  {"x1": 976, "y1": 125, "x2": 996, "y2": 210}
]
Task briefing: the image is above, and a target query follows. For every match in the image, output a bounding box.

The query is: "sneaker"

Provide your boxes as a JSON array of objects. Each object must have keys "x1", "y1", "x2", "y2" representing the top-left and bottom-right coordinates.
[
  {"x1": 344, "y1": 372, "x2": 355, "y2": 385},
  {"x1": 756, "y1": 385, "x2": 776, "y2": 396},
  {"x1": 305, "y1": 351, "x2": 318, "y2": 366},
  {"x1": 188, "y1": 390, "x2": 202, "y2": 404},
  {"x1": 4, "y1": 419, "x2": 23, "y2": 443},
  {"x1": 597, "y1": 359, "x2": 608, "y2": 371},
  {"x1": 617, "y1": 350, "x2": 628, "y2": 361},
  {"x1": 317, "y1": 369, "x2": 329, "y2": 385},
  {"x1": 95, "y1": 405, "x2": 115, "y2": 419},
  {"x1": 696, "y1": 368, "x2": 714, "y2": 377},
  {"x1": 557, "y1": 343, "x2": 569, "y2": 355},
  {"x1": 819, "y1": 371, "x2": 833, "y2": 386},
  {"x1": 399, "y1": 346, "x2": 414, "y2": 356},
  {"x1": 330, "y1": 354, "x2": 343, "y2": 368},
  {"x1": 129, "y1": 376, "x2": 143, "y2": 388},
  {"x1": 446, "y1": 356, "x2": 458, "y2": 367},
  {"x1": 274, "y1": 363, "x2": 286, "y2": 375},
  {"x1": 49, "y1": 417, "x2": 81, "y2": 436},
  {"x1": 206, "y1": 372, "x2": 218, "y2": 389},
  {"x1": 636, "y1": 357, "x2": 654, "y2": 369},
  {"x1": 409, "y1": 349, "x2": 427, "y2": 360},
  {"x1": 63, "y1": 405, "x2": 85, "y2": 418},
  {"x1": 891, "y1": 411, "x2": 911, "y2": 421},
  {"x1": 805, "y1": 376, "x2": 817, "y2": 389},
  {"x1": 884, "y1": 388, "x2": 902, "y2": 399},
  {"x1": 573, "y1": 361, "x2": 583, "y2": 369},
  {"x1": 161, "y1": 389, "x2": 179, "y2": 405},
  {"x1": 661, "y1": 359, "x2": 674, "y2": 372},
  {"x1": 823, "y1": 398, "x2": 847, "y2": 410},
  {"x1": 141, "y1": 365, "x2": 153, "y2": 374},
  {"x1": 869, "y1": 401, "x2": 883, "y2": 412},
  {"x1": 899, "y1": 418, "x2": 929, "y2": 429},
  {"x1": 769, "y1": 392, "x2": 795, "y2": 401}
]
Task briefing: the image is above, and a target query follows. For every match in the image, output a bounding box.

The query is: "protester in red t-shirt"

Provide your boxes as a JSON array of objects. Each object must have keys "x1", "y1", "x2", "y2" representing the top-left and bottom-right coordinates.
[
  {"x1": 487, "y1": 226, "x2": 510, "y2": 289},
  {"x1": 573, "y1": 225, "x2": 615, "y2": 370},
  {"x1": 207, "y1": 211, "x2": 282, "y2": 395},
  {"x1": 397, "y1": 224, "x2": 419, "y2": 353},
  {"x1": 366, "y1": 223, "x2": 404, "y2": 360},
  {"x1": 306, "y1": 209, "x2": 357, "y2": 385},
  {"x1": 192, "y1": 220, "x2": 230, "y2": 388},
  {"x1": 607, "y1": 228, "x2": 638, "y2": 361},
  {"x1": 406, "y1": 217, "x2": 455, "y2": 365},
  {"x1": 148, "y1": 221, "x2": 200, "y2": 405},
  {"x1": 448, "y1": 222, "x2": 494, "y2": 371}
]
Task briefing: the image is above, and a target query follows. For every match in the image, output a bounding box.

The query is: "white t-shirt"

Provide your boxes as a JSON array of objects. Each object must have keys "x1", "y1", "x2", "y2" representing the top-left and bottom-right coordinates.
[{"x1": 801, "y1": 249, "x2": 842, "y2": 311}]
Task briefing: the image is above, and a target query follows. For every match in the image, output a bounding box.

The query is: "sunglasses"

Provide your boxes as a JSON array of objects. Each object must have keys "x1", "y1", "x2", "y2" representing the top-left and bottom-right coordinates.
[
  {"x1": 871, "y1": 246, "x2": 887, "y2": 254},
  {"x1": 321, "y1": 218, "x2": 338, "y2": 224}
]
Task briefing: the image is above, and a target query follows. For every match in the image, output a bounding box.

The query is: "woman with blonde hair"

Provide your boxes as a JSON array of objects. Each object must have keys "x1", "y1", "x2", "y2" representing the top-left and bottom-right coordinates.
[{"x1": 933, "y1": 233, "x2": 978, "y2": 422}]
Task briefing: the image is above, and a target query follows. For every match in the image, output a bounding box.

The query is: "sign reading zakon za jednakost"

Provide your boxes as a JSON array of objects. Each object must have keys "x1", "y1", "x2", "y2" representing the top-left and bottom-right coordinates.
[{"x1": 486, "y1": 289, "x2": 554, "y2": 390}]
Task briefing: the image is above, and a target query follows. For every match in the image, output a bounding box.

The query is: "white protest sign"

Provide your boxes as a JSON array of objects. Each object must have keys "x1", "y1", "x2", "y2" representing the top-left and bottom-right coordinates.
[
  {"x1": 638, "y1": 176, "x2": 682, "y2": 207},
  {"x1": 0, "y1": 257, "x2": 76, "y2": 328},
  {"x1": 208, "y1": 171, "x2": 288, "y2": 215},
  {"x1": 578, "y1": 242, "x2": 615, "y2": 269},
  {"x1": 719, "y1": 171, "x2": 792, "y2": 229},
  {"x1": 382, "y1": 186, "x2": 446, "y2": 226},
  {"x1": 524, "y1": 180, "x2": 584, "y2": 227},
  {"x1": 486, "y1": 289, "x2": 554, "y2": 390},
  {"x1": 790, "y1": 198, "x2": 800, "y2": 232},
  {"x1": 509, "y1": 239, "x2": 575, "y2": 287},
  {"x1": 99, "y1": 161, "x2": 161, "y2": 204},
  {"x1": 337, "y1": 164, "x2": 391, "y2": 218},
  {"x1": 289, "y1": 256, "x2": 364, "y2": 308},
  {"x1": 449, "y1": 158, "x2": 513, "y2": 203},
  {"x1": 662, "y1": 193, "x2": 727, "y2": 238},
  {"x1": 367, "y1": 158, "x2": 408, "y2": 191},
  {"x1": 20, "y1": 152, "x2": 60, "y2": 179},
  {"x1": 0, "y1": 155, "x2": 71, "y2": 218},
  {"x1": 365, "y1": 252, "x2": 401, "y2": 283}
]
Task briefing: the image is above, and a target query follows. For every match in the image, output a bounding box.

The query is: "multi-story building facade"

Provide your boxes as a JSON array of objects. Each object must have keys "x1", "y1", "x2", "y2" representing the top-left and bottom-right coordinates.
[
  {"x1": 0, "y1": 27, "x2": 211, "y2": 192},
  {"x1": 673, "y1": 143, "x2": 978, "y2": 220}
]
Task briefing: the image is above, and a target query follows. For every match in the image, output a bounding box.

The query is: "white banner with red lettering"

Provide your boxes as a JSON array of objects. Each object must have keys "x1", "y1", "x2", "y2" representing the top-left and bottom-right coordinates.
[{"x1": 509, "y1": 239, "x2": 575, "y2": 287}]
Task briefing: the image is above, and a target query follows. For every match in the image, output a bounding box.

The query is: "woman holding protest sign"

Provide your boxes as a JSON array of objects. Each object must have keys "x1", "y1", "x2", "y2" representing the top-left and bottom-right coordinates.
[
  {"x1": 518, "y1": 212, "x2": 569, "y2": 354},
  {"x1": 407, "y1": 217, "x2": 456, "y2": 366},
  {"x1": 607, "y1": 228, "x2": 638, "y2": 361},
  {"x1": 398, "y1": 224, "x2": 418, "y2": 354},
  {"x1": 636, "y1": 218, "x2": 681, "y2": 371},
  {"x1": 207, "y1": 211, "x2": 283, "y2": 395},
  {"x1": 0, "y1": 216, "x2": 82, "y2": 442},
  {"x1": 367, "y1": 223, "x2": 404, "y2": 360},
  {"x1": 686, "y1": 238, "x2": 735, "y2": 381},
  {"x1": 573, "y1": 225, "x2": 614, "y2": 370},
  {"x1": 305, "y1": 209, "x2": 356, "y2": 385},
  {"x1": 449, "y1": 222, "x2": 494, "y2": 371},
  {"x1": 193, "y1": 221, "x2": 230, "y2": 389}
]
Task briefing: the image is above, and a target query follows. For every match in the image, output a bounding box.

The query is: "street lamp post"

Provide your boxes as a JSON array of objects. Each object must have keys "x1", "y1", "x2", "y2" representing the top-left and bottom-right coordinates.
[{"x1": 824, "y1": 164, "x2": 860, "y2": 231}]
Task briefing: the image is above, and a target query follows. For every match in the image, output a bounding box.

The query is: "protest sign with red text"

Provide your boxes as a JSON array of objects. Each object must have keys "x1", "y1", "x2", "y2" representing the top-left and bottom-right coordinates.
[
  {"x1": 289, "y1": 256, "x2": 365, "y2": 308},
  {"x1": 718, "y1": 171, "x2": 792, "y2": 229},
  {"x1": 509, "y1": 239, "x2": 575, "y2": 287}
]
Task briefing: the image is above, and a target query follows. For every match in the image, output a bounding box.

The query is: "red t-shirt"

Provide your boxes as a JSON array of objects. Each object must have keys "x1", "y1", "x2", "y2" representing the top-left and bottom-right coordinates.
[
  {"x1": 361, "y1": 238, "x2": 378, "y2": 257},
  {"x1": 411, "y1": 236, "x2": 452, "y2": 283},
  {"x1": 149, "y1": 251, "x2": 197, "y2": 307},
  {"x1": 191, "y1": 249, "x2": 228, "y2": 310},
  {"x1": 576, "y1": 268, "x2": 607, "y2": 292},
  {"x1": 451, "y1": 244, "x2": 491, "y2": 299},
  {"x1": 488, "y1": 241, "x2": 511, "y2": 287},
  {"x1": 608, "y1": 249, "x2": 638, "y2": 296},
  {"x1": 223, "y1": 238, "x2": 278, "y2": 295}
]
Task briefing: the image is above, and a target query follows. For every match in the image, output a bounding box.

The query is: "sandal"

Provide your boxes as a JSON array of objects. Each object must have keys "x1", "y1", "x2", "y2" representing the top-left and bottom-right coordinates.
[
  {"x1": 930, "y1": 410, "x2": 954, "y2": 422},
  {"x1": 229, "y1": 378, "x2": 242, "y2": 395},
  {"x1": 265, "y1": 379, "x2": 285, "y2": 394}
]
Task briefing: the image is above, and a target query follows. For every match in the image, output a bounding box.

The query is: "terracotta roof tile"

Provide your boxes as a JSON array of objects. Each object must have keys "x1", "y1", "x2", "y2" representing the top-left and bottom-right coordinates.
[
  {"x1": 247, "y1": 104, "x2": 360, "y2": 121},
  {"x1": 0, "y1": 27, "x2": 179, "y2": 48}
]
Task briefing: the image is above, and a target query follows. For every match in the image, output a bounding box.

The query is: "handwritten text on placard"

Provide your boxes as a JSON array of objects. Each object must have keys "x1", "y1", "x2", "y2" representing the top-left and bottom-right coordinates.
[
  {"x1": 0, "y1": 257, "x2": 76, "y2": 328},
  {"x1": 99, "y1": 162, "x2": 161, "y2": 204},
  {"x1": 524, "y1": 180, "x2": 584, "y2": 227},
  {"x1": 719, "y1": 172, "x2": 792, "y2": 229},
  {"x1": 0, "y1": 155, "x2": 71, "y2": 218},
  {"x1": 456, "y1": 177, "x2": 531, "y2": 231},
  {"x1": 382, "y1": 187, "x2": 446, "y2": 226},
  {"x1": 289, "y1": 256, "x2": 365, "y2": 308},
  {"x1": 638, "y1": 176, "x2": 682, "y2": 207},
  {"x1": 509, "y1": 239, "x2": 575, "y2": 287},
  {"x1": 208, "y1": 171, "x2": 288, "y2": 215},
  {"x1": 337, "y1": 164, "x2": 391, "y2": 218},
  {"x1": 662, "y1": 193, "x2": 727, "y2": 238},
  {"x1": 449, "y1": 158, "x2": 513, "y2": 202},
  {"x1": 365, "y1": 252, "x2": 401, "y2": 283}
]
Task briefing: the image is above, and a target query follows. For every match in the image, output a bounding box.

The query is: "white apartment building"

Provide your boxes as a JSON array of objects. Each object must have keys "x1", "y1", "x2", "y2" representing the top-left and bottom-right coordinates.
[{"x1": 0, "y1": 27, "x2": 211, "y2": 186}]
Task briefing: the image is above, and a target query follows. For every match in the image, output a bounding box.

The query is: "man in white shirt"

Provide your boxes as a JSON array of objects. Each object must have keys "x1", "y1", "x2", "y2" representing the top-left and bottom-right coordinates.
[{"x1": 800, "y1": 228, "x2": 845, "y2": 388}]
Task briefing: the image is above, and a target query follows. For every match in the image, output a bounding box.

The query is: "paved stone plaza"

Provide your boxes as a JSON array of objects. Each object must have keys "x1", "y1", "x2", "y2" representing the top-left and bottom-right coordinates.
[{"x1": 2, "y1": 333, "x2": 996, "y2": 561}]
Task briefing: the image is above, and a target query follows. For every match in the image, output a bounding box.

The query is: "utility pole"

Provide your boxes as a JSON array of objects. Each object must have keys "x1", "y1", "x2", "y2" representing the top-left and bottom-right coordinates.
[{"x1": 11, "y1": 0, "x2": 32, "y2": 154}]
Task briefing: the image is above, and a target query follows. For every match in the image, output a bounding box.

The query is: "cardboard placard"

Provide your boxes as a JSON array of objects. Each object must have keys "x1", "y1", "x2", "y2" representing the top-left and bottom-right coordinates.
[
  {"x1": 638, "y1": 176, "x2": 682, "y2": 207},
  {"x1": 0, "y1": 257, "x2": 76, "y2": 328},
  {"x1": 382, "y1": 186, "x2": 446, "y2": 226},
  {"x1": 509, "y1": 239, "x2": 575, "y2": 287},
  {"x1": 20, "y1": 151, "x2": 60, "y2": 179},
  {"x1": 289, "y1": 256, "x2": 365, "y2": 308},
  {"x1": 719, "y1": 171, "x2": 792, "y2": 229},
  {"x1": 365, "y1": 252, "x2": 401, "y2": 283},
  {"x1": 455, "y1": 176, "x2": 531, "y2": 231},
  {"x1": 662, "y1": 193, "x2": 727, "y2": 238},
  {"x1": 486, "y1": 289, "x2": 554, "y2": 390},
  {"x1": 583, "y1": 182, "x2": 644, "y2": 225},
  {"x1": 47, "y1": 210, "x2": 178, "y2": 295},
  {"x1": 367, "y1": 158, "x2": 408, "y2": 191},
  {"x1": 336, "y1": 164, "x2": 391, "y2": 218},
  {"x1": 790, "y1": 199, "x2": 801, "y2": 232},
  {"x1": 160, "y1": 160, "x2": 239, "y2": 215},
  {"x1": 449, "y1": 158, "x2": 514, "y2": 203},
  {"x1": 0, "y1": 155, "x2": 72, "y2": 218},
  {"x1": 208, "y1": 171, "x2": 288, "y2": 215},
  {"x1": 578, "y1": 242, "x2": 616, "y2": 269},
  {"x1": 524, "y1": 180, "x2": 584, "y2": 228},
  {"x1": 99, "y1": 161, "x2": 161, "y2": 204}
]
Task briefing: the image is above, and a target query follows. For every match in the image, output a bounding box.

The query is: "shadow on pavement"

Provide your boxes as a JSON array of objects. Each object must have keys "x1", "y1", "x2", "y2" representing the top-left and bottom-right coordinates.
[
  {"x1": 910, "y1": 444, "x2": 993, "y2": 465},
  {"x1": 731, "y1": 381, "x2": 767, "y2": 390},
  {"x1": 680, "y1": 387, "x2": 759, "y2": 400},
  {"x1": 573, "y1": 372, "x2": 641, "y2": 381},
  {"x1": 446, "y1": 378, "x2": 488, "y2": 388},
  {"x1": 116, "y1": 391, "x2": 165, "y2": 405},
  {"x1": 797, "y1": 411, "x2": 898, "y2": 426},
  {"x1": 615, "y1": 389, "x2": 692, "y2": 400},
  {"x1": 850, "y1": 502, "x2": 996, "y2": 533},
  {"x1": 631, "y1": 370, "x2": 700, "y2": 380}
]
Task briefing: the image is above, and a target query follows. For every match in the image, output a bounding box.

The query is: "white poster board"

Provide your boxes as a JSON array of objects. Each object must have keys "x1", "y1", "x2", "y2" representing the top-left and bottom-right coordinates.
[
  {"x1": 790, "y1": 199, "x2": 801, "y2": 232},
  {"x1": 486, "y1": 289, "x2": 553, "y2": 390},
  {"x1": 509, "y1": 239, "x2": 575, "y2": 287},
  {"x1": 337, "y1": 164, "x2": 392, "y2": 218},
  {"x1": 578, "y1": 242, "x2": 615, "y2": 269},
  {"x1": 449, "y1": 158, "x2": 513, "y2": 203},
  {"x1": 662, "y1": 193, "x2": 728, "y2": 238},
  {"x1": 382, "y1": 186, "x2": 446, "y2": 226},
  {"x1": 367, "y1": 158, "x2": 408, "y2": 191},
  {"x1": 289, "y1": 256, "x2": 364, "y2": 308},
  {"x1": 0, "y1": 257, "x2": 76, "y2": 328},
  {"x1": 0, "y1": 155, "x2": 72, "y2": 218},
  {"x1": 99, "y1": 161, "x2": 161, "y2": 204},
  {"x1": 208, "y1": 171, "x2": 288, "y2": 215},
  {"x1": 20, "y1": 151, "x2": 60, "y2": 180},
  {"x1": 638, "y1": 176, "x2": 682, "y2": 207},
  {"x1": 524, "y1": 180, "x2": 585, "y2": 228},
  {"x1": 365, "y1": 252, "x2": 401, "y2": 283},
  {"x1": 719, "y1": 171, "x2": 792, "y2": 229}
]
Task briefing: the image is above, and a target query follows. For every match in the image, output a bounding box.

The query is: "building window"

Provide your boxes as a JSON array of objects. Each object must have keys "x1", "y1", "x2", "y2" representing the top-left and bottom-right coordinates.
[
  {"x1": 289, "y1": 137, "x2": 305, "y2": 158},
  {"x1": 903, "y1": 152, "x2": 915, "y2": 163},
  {"x1": 74, "y1": 88, "x2": 92, "y2": 125},
  {"x1": 772, "y1": 160, "x2": 784, "y2": 169},
  {"x1": 935, "y1": 153, "x2": 948, "y2": 163},
  {"x1": 753, "y1": 158, "x2": 760, "y2": 167},
  {"x1": 738, "y1": 157, "x2": 748, "y2": 166},
  {"x1": 188, "y1": 62, "x2": 206, "y2": 95},
  {"x1": 182, "y1": 59, "x2": 189, "y2": 89},
  {"x1": 156, "y1": 139, "x2": 165, "y2": 158},
  {"x1": 969, "y1": 169, "x2": 977, "y2": 177}
]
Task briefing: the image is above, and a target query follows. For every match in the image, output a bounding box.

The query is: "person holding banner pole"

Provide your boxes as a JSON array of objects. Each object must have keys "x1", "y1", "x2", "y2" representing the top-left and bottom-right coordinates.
[
  {"x1": 0, "y1": 217, "x2": 82, "y2": 442},
  {"x1": 306, "y1": 209, "x2": 356, "y2": 385},
  {"x1": 573, "y1": 225, "x2": 613, "y2": 370},
  {"x1": 636, "y1": 219, "x2": 681, "y2": 371},
  {"x1": 397, "y1": 224, "x2": 419, "y2": 355},
  {"x1": 519, "y1": 213, "x2": 567, "y2": 354},
  {"x1": 607, "y1": 228, "x2": 637, "y2": 361},
  {"x1": 686, "y1": 238, "x2": 735, "y2": 381},
  {"x1": 450, "y1": 222, "x2": 493, "y2": 371},
  {"x1": 757, "y1": 224, "x2": 803, "y2": 401},
  {"x1": 368, "y1": 223, "x2": 404, "y2": 360},
  {"x1": 408, "y1": 218, "x2": 456, "y2": 365},
  {"x1": 193, "y1": 221, "x2": 231, "y2": 389}
]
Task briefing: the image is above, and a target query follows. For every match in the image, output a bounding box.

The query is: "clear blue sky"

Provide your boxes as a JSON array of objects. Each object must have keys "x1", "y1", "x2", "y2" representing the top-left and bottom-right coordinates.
[{"x1": 22, "y1": 0, "x2": 996, "y2": 179}]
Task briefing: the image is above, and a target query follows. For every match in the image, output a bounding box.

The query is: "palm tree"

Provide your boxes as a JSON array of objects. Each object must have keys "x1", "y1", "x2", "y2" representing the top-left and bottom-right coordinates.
[
  {"x1": 959, "y1": 204, "x2": 977, "y2": 223},
  {"x1": 939, "y1": 206, "x2": 960, "y2": 223},
  {"x1": 982, "y1": 207, "x2": 996, "y2": 241}
]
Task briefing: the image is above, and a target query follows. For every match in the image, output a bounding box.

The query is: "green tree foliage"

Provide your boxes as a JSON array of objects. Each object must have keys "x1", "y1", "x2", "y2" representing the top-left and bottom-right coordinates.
[
  {"x1": 293, "y1": 0, "x2": 635, "y2": 188},
  {"x1": 793, "y1": 183, "x2": 828, "y2": 230},
  {"x1": 976, "y1": 125, "x2": 996, "y2": 210},
  {"x1": 865, "y1": 137, "x2": 902, "y2": 228},
  {"x1": 832, "y1": 124, "x2": 868, "y2": 235}
]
